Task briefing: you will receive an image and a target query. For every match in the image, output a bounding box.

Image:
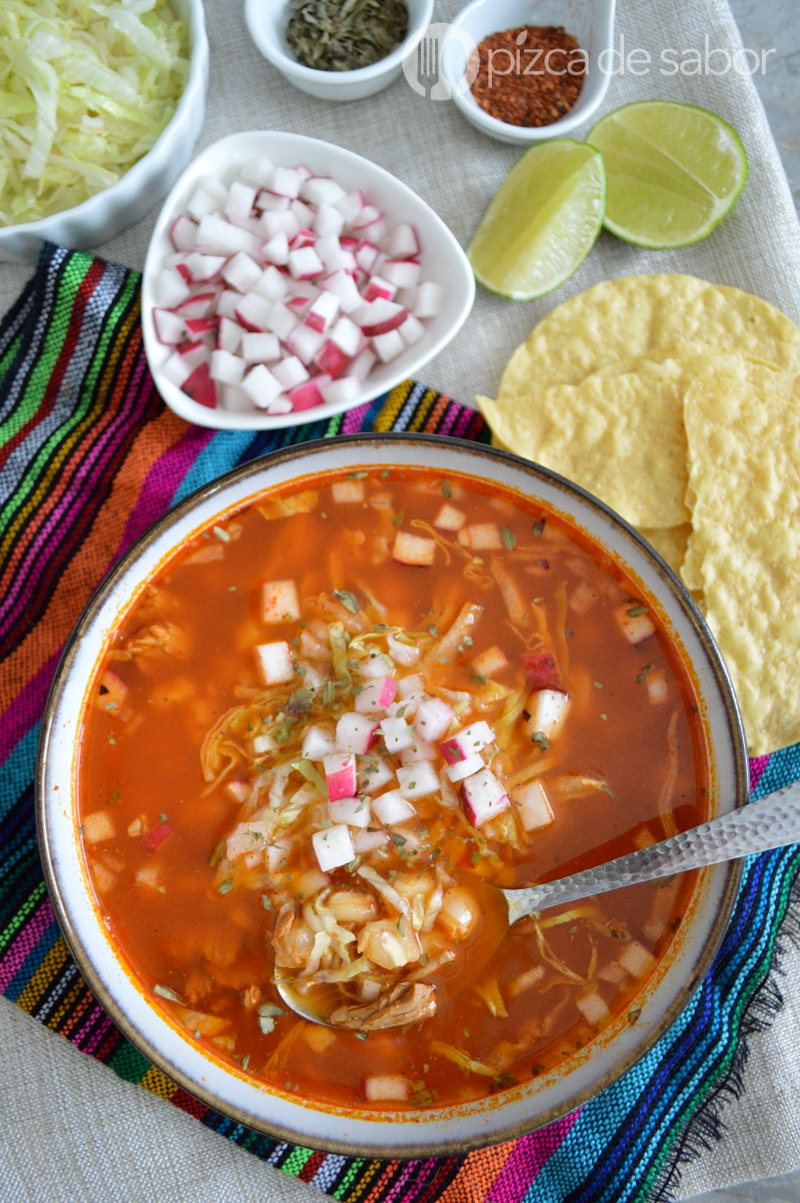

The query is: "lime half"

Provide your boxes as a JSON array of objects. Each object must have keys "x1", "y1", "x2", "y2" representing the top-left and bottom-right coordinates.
[
  {"x1": 588, "y1": 100, "x2": 748, "y2": 249},
  {"x1": 468, "y1": 141, "x2": 606, "y2": 301}
]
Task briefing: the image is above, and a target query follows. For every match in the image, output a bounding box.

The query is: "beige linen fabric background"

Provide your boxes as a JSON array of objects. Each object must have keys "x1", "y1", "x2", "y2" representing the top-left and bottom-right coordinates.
[{"x1": 2, "y1": 0, "x2": 800, "y2": 1198}]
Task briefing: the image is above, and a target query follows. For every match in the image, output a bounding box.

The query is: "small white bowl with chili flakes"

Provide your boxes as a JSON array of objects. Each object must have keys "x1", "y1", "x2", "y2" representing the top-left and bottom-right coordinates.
[{"x1": 446, "y1": 0, "x2": 616, "y2": 144}]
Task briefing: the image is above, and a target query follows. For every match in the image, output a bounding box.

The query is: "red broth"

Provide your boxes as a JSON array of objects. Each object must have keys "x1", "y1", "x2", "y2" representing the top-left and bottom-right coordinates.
[{"x1": 77, "y1": 467, "x2": 706, "y2": 1109}]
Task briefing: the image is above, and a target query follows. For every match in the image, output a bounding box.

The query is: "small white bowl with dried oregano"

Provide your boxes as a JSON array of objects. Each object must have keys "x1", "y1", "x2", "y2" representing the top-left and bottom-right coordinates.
[{"x1": 244, "y1": 0, "x2": 434, "y2": 101}]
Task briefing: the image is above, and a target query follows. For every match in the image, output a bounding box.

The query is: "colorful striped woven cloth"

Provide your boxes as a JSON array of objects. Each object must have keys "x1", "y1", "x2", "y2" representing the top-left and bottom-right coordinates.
[{"x1": 2, "y1": 244, "x2": 799, "y2": 1202}]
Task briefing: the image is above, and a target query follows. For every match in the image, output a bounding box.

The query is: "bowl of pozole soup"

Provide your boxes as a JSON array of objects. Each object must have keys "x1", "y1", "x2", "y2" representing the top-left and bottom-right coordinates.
[{"x1": 38, "y1": 436, "x2": 747, "y2": 1156}]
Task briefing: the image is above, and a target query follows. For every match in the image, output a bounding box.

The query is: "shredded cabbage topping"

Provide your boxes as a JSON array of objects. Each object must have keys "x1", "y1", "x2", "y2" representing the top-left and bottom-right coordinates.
[{"x1": 0, "y1": 0, "x2": 189, "y2": 226}]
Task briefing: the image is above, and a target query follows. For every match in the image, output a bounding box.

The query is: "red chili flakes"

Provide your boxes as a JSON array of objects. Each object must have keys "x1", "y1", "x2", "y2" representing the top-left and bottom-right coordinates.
[{"x1": 469, "y1": 26, "x2": 586, "y2": 128}]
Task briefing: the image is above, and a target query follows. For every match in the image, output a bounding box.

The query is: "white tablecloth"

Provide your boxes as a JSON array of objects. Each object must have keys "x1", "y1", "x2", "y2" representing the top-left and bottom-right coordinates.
[{"x1": 2, "y1": 0, "x2": 800, "y2": 1197}]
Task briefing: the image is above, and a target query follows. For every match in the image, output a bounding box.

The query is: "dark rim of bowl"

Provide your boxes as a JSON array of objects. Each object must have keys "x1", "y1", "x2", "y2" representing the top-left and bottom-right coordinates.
[{"x1": 36, "y1": 432, "x2": 748, "y2": 1158}]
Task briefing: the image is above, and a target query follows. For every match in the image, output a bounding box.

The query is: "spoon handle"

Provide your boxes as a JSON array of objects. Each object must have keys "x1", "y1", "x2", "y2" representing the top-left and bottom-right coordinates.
[{"x1": 503, "y1": 781, "x2": 800, "y2": 925}]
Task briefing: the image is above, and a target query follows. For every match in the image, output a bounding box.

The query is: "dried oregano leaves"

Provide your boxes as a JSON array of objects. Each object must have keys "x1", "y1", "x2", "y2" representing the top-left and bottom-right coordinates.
[{"x1": 286, "y1": 0, "x2": 409, "y2": 72}]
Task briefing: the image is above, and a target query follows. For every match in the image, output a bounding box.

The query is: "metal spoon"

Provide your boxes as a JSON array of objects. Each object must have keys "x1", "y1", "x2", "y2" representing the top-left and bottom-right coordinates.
[{"x1": 276, "y1": 780, "x2": 800, "y2": 1024}]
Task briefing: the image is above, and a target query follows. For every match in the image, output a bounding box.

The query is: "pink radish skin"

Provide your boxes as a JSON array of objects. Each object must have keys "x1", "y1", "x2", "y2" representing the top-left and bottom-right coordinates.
[
  {"x1": 315, "y1": 340, "x2": 351, "y2": 379},
  {"x1": 322, "y1": 270, "x2": 362, "y2": 313},
  {"x1": 291, "y1": 228, "x2": 316, "y2": 250},
  {"x1": 355, "y1": 676, "x2": 397, "y2": 716},
  {"x1": 323, "y1": 753, "x2": 358, "y2": 800},
  {"x1": 336, "y1": 712, "x2": 378, "y2": 756},
  {"x1": 305, "y1": 290, "x2": 340, "y2": 334},
  {"x1": 183, "y1": 362, "x2": 217, "y2": 408},
  {"x1": 287, "y1": 323, "x2": 325, "y2": 366},
  {"x1": 363, "y1": 275, "x2": 397, "y2": 303},
  {"x1": 178, "y1": 341, "x2": 210, "y2": 370},
  {"x1": 184, "y1": 316, "x2": 216, "y2": 336},
  {"x1": 439, "y1": 721, "x2": 495, "y2": 765},
  {"x1": 289, "y1": 377, "x2": 330, "y2": 411},
  {"x1": 358, "y1": 299, "x2": 407, "y2": 337},
  {"x1": 234, "y1": 293, "x2": 273, "y2": 333},
  {"x1": 461, "y1": 768, "x2": 509, "y2": 829}
]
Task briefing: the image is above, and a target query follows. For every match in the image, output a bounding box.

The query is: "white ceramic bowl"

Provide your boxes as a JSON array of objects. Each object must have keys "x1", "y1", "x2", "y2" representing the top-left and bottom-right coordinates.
[
  {"x1": 38, "y1": 435, "x2": 747, "y2": 1158},
  {"x1": 142, "y1": 130, "x2": 475, "y2": 431},
  {"x1": 244, "y1": 0, "x2": 434, "y2": 101},
  {"x1": 446, "y1": 0, "x2": 616, "y2": 145},
  {"x1": 0, "y1": 0, "x2": 208, "y2": 264}
]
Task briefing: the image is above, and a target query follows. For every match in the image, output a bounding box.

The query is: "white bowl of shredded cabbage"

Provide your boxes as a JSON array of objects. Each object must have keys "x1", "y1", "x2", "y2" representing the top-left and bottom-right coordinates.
[{"x1": 0, "y1": 0, "x2": 208, "y2": 263}]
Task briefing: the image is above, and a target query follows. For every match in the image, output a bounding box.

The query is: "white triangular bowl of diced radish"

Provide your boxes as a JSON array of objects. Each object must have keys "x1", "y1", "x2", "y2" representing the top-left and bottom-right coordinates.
[{"x1": 141, "y1": 131, "x2": 476, "y2": 429}]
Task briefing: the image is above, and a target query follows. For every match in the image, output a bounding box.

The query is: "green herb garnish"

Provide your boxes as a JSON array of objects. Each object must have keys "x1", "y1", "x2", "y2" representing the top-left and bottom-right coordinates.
[
  {"x1": 532, "y1": 519, "x2": 546, "y2": 536},
  {"x1": 286, "y1": 0, "x2": 409, "y2": 73},
  {"x1": 442, "y1": 479, "x2": 452, "y2": 499},
  {"x1": 334, "y1": 589, "x2": 360, "y2": 614},
  {"x1": 501, "y1": 526, "x2": 516, "y2": 550},
  {"x1": 218, "y1": 877, "x2": 234, "y2": 894},
  {"x1": 627, "y1": 605, "x2": 649, "y2": 617}
]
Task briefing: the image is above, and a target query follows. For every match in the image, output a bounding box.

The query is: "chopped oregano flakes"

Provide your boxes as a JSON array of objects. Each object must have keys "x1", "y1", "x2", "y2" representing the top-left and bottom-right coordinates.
[
  {"x1": 636, "y1": 664, "x2": 655, "y2": 683},
  {"x1": 218, "y1": 877, "x2": 234, "y2": 894},
  {"x1": 532, "y1": 519, "x2": 546, "y2": 536},
  {"x1": 334, "y1": 589, "x2": 359, "y2": 614},
  {"x1": 627, "y1": 605, "x2": 649, "y2": 617},
  {"x1": 442, "y1": 479, "x2": 452, "y2": 499},
  {"x1": 501, "y1": 526, "x2": 516, "y2": 550},
  {"x1": 154, "y1": 984, "x2": 183, "y2": 1003}
]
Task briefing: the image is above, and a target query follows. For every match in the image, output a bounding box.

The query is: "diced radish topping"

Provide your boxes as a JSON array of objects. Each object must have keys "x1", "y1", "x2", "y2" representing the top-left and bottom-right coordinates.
[
  {"x1": 647, "y1": 670, "x2": 668, "y2": 704},
  {"x1": 224, "y1": 180, "x2": 257, "y2": 223},
  {"x1": 615, "y1": 603, "x2": 655, "y2": 644},
  {"x1": 399, "y1": 314, "x2": 425, "y2": 346},
  {"x1": 414, "y1": 697, "x2": 455, "y2": 743},
  {"x1": 241, "y1": 332, "x2": 281, "y2": 363},
  {"x1": 512, "y1": 781, "x2": 554, "y2": 833},
  {"x1": 161, "y1": 351, "x2": 192, "y2": 388},
  {"x1": 324, "y1": 753, "x2": 357, "y2": 800},
  {"x1": 196, "y1": 213, "x2": 259, "y2": 257},
  {"x1": 152, "y1": 160, "x2": 441, "y2": 418},
  {"x1": 263, "y1": 232, "x2": 290, "y2": 266},
  {"x1": 364, "y1": 1075, "x2": 411, "y2": 1102},
  {"x1": 153, "y1": 308, "x2": 186, "y2": 345},
  {"x1": 397, "y1": 674, "x2": 423, "y2": 698},
  {"x1": 617, "y1": 940, "x2": 657, "y2": 978},
  {"x1": 356, "y1": 298, "x2": 407, "y2": 337},
  {"x1": 323, "y1": 269, "x2": 362, "y2": 313},
  {"x1": 241, "y1": 157, "x2": 275, "y2": 189},
  {"x1": 287, "y1": 323, "x2": 325, "y2": 366},
  {"x1": 140, "y1": 820, "x2": 173, "y2": 854},
  {"x1": 315, "y1": 203, "x2": 346, "y2": 238},
  {"x1": 254, "y1": 641, "x2": 294, "y2": 685},
  {"x1": 271, "y1": 356, "x2": 309, "y2": 390},
  {"x1": 357, "y1": 757, "x2": 395, "y2": 794},
  {"x1": 379, "y1": 716, "x2": 414, "y2": 753},
  {"x1": 372, "y1": 789, "x2": 416, "y2": 826},
  {"x1": 315, "y1": 340, "x2": 351, "y2": 380},
  {"x1": 461, "y1": 768, "x2": 509, "y2": 828},
  {"x1": 387, "y1": 223, "x2": 420, "y2": 259},
  {"x1": 261, "y1": 579, "x2": 300, "y2": 624},
  {"x1": 183, "y1": 362, "x2": 216, "y2": 408},
  {"x1": 439, "y1": 721, "x2": 495, "y2": 765},
  {"x1": 329, "y1": 315, "x2": 364, "y2": 358},
  {"x1": 336, "y1": 713, "x2": 378, "y2": 756},
  {"x1": 434, "y1": 503, "x2": 466, "y2": 532},
  {"x1": 473, "y1": 646, "x2": 509, "y2": 677},
  {"x1": 445, "y1": 753, "x2": 484, "y2": 783},
  {"x1": 399, "y1": 735, "x2": 438, "y2": 764},
  {"x1": 234, "y1": 292, "x2": 273, "y2": 333},
  {"x1": 155, "y1": 267, "x2": 191, "y2": 309},
  {"x1": 254, "y1": 265, "x2": 289, "y2": 301},
  {"x1": 305, "y1": 290, "x2": 340, "y2": 333},
  {"x1": 302, "y1": 177, "x2": 347, "y2": 207},
  {"x1": 381, "y1": 260, "x2": 421, "y2": 289},
  {"x1": 320, "y1": 377, "x2": 361, "y2": 406},
  {"x1": 355, "y1": 677, "x2": 397, "y2": 716},
  {"x1": 266, "y1": 301, "x2": 299, "y2": 341},
  {"x1": 413, "y1": 282, "x2": 443, "y2": 319},
  {"x1": 350, "y1": 348, "x2": 377, "y2": 382},
  {"x1": 210, "y1": 349, "x2": 246, "y2": 386},
  {"x1": 289, "y1": 378, "x2": 329, "y2": 412},
  {"x1": 576, "y1": 992, "x2": 610, "y2": 1026},
  {"x1": 335, "y1": 190, "x2": 365, "y2": 224},
  {"x1": 522, "y1": 652, "x2": 561, "y2": 691},
  {"x1": 396, "y1": 761, "x2": 440, "y2": 800},
  {"x1": 302, "y1": 725, "x2": 336, "y2": 760},
  {"x1": 354, "y1": 829, "x2": 390, "y2": 853},
  {"x1": 523, "y1": 689, "x2": 571, "y2": 741},
  {"x1": 373, "y1": 329, "x2": 405, "y2": 362},
  {"x1": 363, "y1": 275, "x2": 396, "y2": 303},
  {"x1": 222, "y1": 251, "x2": 262, "y2": 293},
  {"x1": 331, "y1": 478, "x2": 364, "y2": 503},
  {"x1": 288, "y1": 246, "x2": 324, "y2": 279},
  {"x1": 170, "y1": 214, "x2": 198, "y2": 252},
  {"x1": 313, "y1": 824, "x2": 355, "y2": 872},
  {"x1": 392, "y1": 530, "x2": 435, "y2": 565},
  {"x1": 242, "y1": 364, "x2": 283, "y2": 409},
  {"x1": 272, "y1": 166, "x2": 304, "y2": 198},
  {"x1": 328, "y1": 796, "x2": 371, "y2": 828}
]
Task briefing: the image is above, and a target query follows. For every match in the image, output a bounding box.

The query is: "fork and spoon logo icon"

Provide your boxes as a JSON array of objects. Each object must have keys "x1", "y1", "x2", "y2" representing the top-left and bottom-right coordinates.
[{"x1": 402, "y1": 23, "x2": 479, "y2": 100}]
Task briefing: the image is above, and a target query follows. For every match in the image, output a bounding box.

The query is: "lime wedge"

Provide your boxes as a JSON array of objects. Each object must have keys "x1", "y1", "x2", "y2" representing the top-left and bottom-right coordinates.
[
  {"x1": 587, "y1": 100, "x2": 748, "y2": 249},
  {"x1": 468, "y1": 141, "x2": 606, "y2": 301}
]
